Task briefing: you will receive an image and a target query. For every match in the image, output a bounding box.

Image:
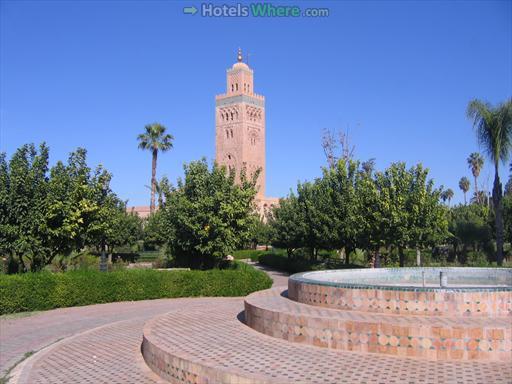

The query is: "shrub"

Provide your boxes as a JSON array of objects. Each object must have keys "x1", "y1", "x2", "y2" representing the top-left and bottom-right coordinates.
[
  {"x1": 232, "y1": 249, "x2": 266, "y2": 261},
  {"x1": 257, "y1": 252, "x2": 362, "y2": 274},
  {"x1": 0, "y1": 263, "x2": 272, "y2": 314}
]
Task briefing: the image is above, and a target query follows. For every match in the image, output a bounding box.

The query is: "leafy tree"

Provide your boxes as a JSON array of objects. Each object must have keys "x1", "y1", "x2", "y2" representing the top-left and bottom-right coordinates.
[
  {"x1": 162, "y1": 159, "x2": 258, "y2": 269},
  {"x1": 449, "y1": 204, "x2": 492, "y2": 263},
  {"x1": 137, "y1": 123, "x2": 174, "y2": 213},
  {"x1": 467, "y1": 152, "x2": 485, "y2": 204},
  {"x1": 459, "y1": 177, "x2": 470, "y2": 204},
  {"x1": 467, "y1": 99, "x2": 512, "y2": 265},
  {"x1": 268, "y1": 194, "x2": 306, "y2": 258},
  {"x1": 406, "y1": 168, "x2": 448, "y2": 266},
  {"x1": 1, "y1": 144, "x2": 133, "y2": 272},
  {"x1": 320, "y1": 159, "x2": 359, "y2": 263},
  {"x1": 248, "y1": 217, "x2": 272, "y2": 249},
  {"x1": 354, "y1": 164, "x2": 384, "y2": 266},
  {"x1": 1, "y1": 144, "x2": 50, "y2": 271},
  {"x1": 374, "y1": 163, "x2": 447, "y2": 267},
  {"x1": 143, "y1": 210, "x2": 167, "y2": 250},
  {"x1": 296, "y1": 179, "x2": 334, "y2": 260}
]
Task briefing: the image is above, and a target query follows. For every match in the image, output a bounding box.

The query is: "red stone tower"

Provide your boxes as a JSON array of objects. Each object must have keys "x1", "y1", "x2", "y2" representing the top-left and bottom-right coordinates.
[{"x1": 215, "y1": 49, "x2": 266, "y2": 198}]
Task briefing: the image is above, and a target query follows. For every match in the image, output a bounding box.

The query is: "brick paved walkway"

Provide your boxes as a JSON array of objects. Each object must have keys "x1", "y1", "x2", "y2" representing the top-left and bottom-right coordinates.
[
  {"x1": 142, "y1": 297, "x2": 512, "y2": 384},
  {"x1": 0, "y1": 262, "x2": 285, "y2": 380},
  {"x1": 3, "y1": 264, "x2": 510, "y2": 383}
]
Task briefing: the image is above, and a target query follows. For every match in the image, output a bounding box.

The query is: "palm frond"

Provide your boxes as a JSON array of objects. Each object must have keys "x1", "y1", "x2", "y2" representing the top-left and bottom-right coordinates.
[
  {"x1": 137, "y1": 123, "x2": 174, "y2": 152},
  {"x1": 467, "y1": 99, "x2": 512, "y2": 167}
]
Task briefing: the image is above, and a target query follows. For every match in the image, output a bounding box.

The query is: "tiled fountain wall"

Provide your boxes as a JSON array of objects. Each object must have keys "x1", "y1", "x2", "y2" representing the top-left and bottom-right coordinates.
[
  {"x1": 245, "y1": 268, "x2": 512, "y2": 361},
  {"x1": 288, "y1": 268, "x2": 512, "y2": 317}
]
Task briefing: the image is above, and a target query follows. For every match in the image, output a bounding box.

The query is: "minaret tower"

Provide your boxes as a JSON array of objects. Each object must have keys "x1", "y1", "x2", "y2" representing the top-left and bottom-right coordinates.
[{"x1": 215, "y1": 48, "x2": 266, "y2": 198}]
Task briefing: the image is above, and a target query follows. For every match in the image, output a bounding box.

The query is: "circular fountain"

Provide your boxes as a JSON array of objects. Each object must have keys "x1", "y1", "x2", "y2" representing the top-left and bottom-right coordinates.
[
  {"x1": 141, "y1": 267, "x2": 512, "y2": 383},
  {"x1": 288, "y1": 268, "x2": 512, "y2": 317},
  {"x1": 245, "y1": 268, "x2": 512, "y2": 361}
]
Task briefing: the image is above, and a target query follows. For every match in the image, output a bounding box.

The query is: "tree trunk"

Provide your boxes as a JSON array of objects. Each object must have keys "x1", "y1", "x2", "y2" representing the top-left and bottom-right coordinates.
[
  {"x1": 373, "y1": 247, "x2": 380, "y2": 268},
  {"x1": 474, "y1": 176, "x2": 479, "y2": 204},
  {"x1": 398, "y1": 247, "x2": 405, "y2": 267},
  {"x1": 463, "y1": 191, "x2": 467, "y2": 205},
  {"x1": 150, "y1": 148, "x2": 158, "y2": 214},
  {"x1": 100, "y1": 240, "x2": 108, "y2": 272},
  {"x1": 345, "y1": 246, "x2": 353, "y2": 266},
  {"x1": 416, "y1": 248, "x2": 421, "y2": 266},
  {"x1": 493, "y1": 167, "x2": 504, "y2": 266}
]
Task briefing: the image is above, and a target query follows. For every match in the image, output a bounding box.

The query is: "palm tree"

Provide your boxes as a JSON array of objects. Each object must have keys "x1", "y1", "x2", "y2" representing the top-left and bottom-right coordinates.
[
  {"x1": 361, "y1": 158, "x2": 376, "y2": 174},
  {"x1": 441, "y1": 189, "x2": 454, "y2": 206},
  {"x1": 137, "y1": 123, "x2": 174, "y2": 213},
  {"x1": 467, "y1": 99, "x2": 512, "y2": 266},
  {"x1": 507, "y1": 162, "x2": 512, "y2": 196},
  {"x1": 467, "y1": 152, "x2": 484, "y2": 204},
  {"x1": 458, "y1": 177, "x2": 470, "y2": 205},
  {"x1": 445, "y1": 188, "x2": 454, "y2": 206},
  {"x1": 471, "y1": 191, "x2": 488, "y2": 205}
]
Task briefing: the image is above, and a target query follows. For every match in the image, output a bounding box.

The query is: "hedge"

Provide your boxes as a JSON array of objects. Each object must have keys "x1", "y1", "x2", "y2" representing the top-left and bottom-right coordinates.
[
  {"x1": 258, "y1": 253, "x2": 364, "y2": 274},
  {"x1": 0, "y1": 264, "x2": 272, "y2": 314}
]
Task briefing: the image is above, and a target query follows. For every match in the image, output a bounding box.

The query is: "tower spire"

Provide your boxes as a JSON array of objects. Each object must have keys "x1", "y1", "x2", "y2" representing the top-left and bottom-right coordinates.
[{"x1": 237, "y1": 47, "x2": 243, "y2": 63}]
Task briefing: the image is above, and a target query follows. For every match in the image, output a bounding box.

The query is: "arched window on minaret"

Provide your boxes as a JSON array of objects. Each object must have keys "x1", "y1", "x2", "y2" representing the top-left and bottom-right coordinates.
[
  {"x1": 236, "y1": 83, "x2": 238, "y2": 91},
  {"x1": 231, "y1": 84, "x2": 234, "y2": 92},
  {"x1": 230, "y1": 129, "x2": 234, "y2": 138},
  {"x1": 226, "y1": 130, "x2": 229, "y2": 139}
]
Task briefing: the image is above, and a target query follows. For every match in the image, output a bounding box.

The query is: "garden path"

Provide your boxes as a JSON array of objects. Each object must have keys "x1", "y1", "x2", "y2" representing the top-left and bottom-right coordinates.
[{"x1": 0, "y1": 262, "x2": 288, "y2": 381}]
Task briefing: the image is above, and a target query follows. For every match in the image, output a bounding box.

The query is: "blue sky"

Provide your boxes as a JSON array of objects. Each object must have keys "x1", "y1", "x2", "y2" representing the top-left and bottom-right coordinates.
[{"x1": 1, "y1": 0, "x2": 511, "y2": 206}]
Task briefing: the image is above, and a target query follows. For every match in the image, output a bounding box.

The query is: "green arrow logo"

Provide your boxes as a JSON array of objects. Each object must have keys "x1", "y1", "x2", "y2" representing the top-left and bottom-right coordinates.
[{"x1": 183, "y1": 6, "x2": 198, "y2": 15}]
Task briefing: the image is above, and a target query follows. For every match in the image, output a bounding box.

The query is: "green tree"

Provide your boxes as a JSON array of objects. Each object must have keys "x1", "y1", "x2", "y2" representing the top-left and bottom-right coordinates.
[
  {"x1": 449, "y1": 204, "x2": 492, "y2": 263},
  {"x1": 162, "y1": 159, "x2": 258, "y2": 269},
  {"x1": 143, "y1": 210, "x2": 167, "y2": 250},
  {"x1": 459, "y1": 177, "x2": 470, "y2": 204},
  {"x1": 296, "y1": 180, "x2": 334, "y2": 260},
  {"x1": 354, "y1": 163, "x2": 384, "y2": 266},
  {"x1": 503, "y1": 194, "x2": 512, "y2": 244},
  {"x1": 374, "y1": 163, "x2": 447, "y2": 267},
  {"x1": 467, "y1": 99, "x2": 512, "y2": 265},
  {"x1": 467, "y1": 152, "x2": 485, "y2": 204},
  {"x1": 268, "y1": 194, "x2": 306, "y2": 259},
  {"x1": 1, "y1": 144, "x2": 50, "y2": 271},
  {"x1": 320, "y1": 159, "x2": 359, "y2": 264},
  {"x1": 441, "y1": 188, "x2": 454, "y2": 206},
  {"x1": 249, "y1": 217, "x2": 272, "y2": 249},
  {"x1": 137, "y1": 123, "x2": 174, "y2": 214}
]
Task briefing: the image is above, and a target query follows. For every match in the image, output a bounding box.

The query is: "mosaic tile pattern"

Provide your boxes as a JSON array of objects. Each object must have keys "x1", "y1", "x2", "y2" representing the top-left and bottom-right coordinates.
[
  {"x1": 245, "y1": 288, "x2": 512, "y2": 361},
  {"x1": 142, "y1": 298, "x2": 512, "y2": 384},
  {"x1": 288, "y1": 276, "x2": 512, "y2": 317}
]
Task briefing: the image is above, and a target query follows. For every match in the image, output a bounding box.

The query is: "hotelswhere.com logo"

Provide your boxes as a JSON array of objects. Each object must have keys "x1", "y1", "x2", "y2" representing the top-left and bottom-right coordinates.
[{"x1": 183, "y1": 3, "x2": 330, "y2": 17}]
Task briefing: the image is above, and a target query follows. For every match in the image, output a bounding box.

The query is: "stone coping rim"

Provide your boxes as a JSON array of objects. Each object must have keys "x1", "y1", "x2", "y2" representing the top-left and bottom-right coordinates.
[{"x1": 289, "y1": 267, "x2": 512, "y2": 292}]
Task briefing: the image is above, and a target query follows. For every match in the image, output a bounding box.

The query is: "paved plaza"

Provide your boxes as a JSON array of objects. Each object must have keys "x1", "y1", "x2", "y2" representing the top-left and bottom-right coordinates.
[{"x1": 1, "y1": 265, "x2": 511, "y2": 384}]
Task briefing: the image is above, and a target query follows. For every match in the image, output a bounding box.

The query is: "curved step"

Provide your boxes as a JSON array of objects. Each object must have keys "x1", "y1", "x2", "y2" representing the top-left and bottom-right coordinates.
[
  {"x1": 142, "y1": 297, "x2": 511, "y2": 384},
  {"x1": 10, "y1": 318, "x2": 166, "y2": 384},
  {"x1": 244, "y1": 288, "x2": 512, "y2": 361}
]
